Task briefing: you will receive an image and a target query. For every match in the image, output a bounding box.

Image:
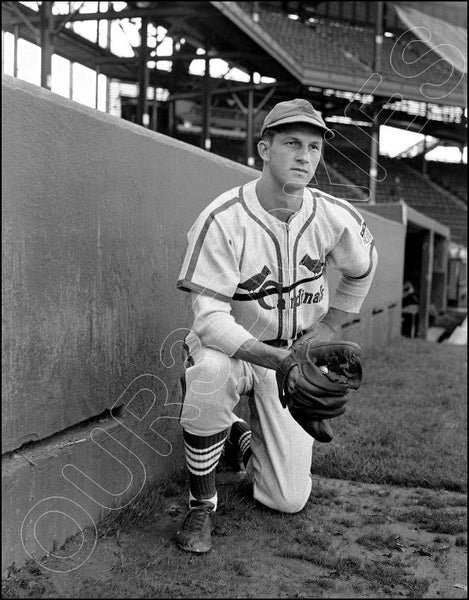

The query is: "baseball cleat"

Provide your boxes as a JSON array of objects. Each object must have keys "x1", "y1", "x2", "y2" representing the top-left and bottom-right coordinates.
[{"x1": 175, "y1": 502, "x2": 215, "y2": 553}]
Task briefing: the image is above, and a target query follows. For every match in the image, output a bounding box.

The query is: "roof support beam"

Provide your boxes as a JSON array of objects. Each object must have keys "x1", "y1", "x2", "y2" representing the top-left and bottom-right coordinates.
[
  {"x1": 53, "y1": 2, "x2": 86, "y2": 36},
  {"x1": 167, "y1": 81, "x2": 291, "y2": 102},
  {"x1": 39, "y1": 1, "x2": 54, "y2": 90},
  {"x1": 246, "y1": 83, "x2": 255, "y2": 166},
  {"x1": 137, "y1": 17, "x2": 149, "y2": 127},
  {"x1": 2, "y1": 6, "x2": 204, "y2": 25},
  {"x1": 93, "y1": 51, "x2": 275, "y2": 65},
  {"x1": 201, "y1": 38, "x2": 211, "y2": 151},
  {"x1": 3, "y1": 1, "x2": 40, "y2": 43},
  {"x1": 368, "y1": 1, "x2": 384, "y2": 204}
]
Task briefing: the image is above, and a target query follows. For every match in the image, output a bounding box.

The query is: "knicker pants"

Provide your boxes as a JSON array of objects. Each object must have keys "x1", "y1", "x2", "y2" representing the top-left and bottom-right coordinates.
[{"x1": 180, "y1": 330, "x2": 314, "y2": 514}]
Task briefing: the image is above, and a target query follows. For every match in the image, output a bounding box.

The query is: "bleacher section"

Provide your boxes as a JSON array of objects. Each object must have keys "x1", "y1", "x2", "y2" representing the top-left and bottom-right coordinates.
[
  {"x1": 310, "y1": 158, "x2": 368, "y2": 202},
  {"x1": 425, "y1": 160, "x2": 467, "y2": 204},
  {"x1": 238, "y1": 4, "x2": 464, "y2": 95},
  {"x1": 324, "y1": 145, "x2": 467, "y2": 246},
  {"x1": 252, "y1": 9, "x2": 368, "y2": 76}
]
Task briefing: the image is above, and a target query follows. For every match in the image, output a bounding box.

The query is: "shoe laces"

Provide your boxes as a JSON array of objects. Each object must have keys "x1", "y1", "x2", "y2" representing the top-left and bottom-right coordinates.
[{"x1": 183, "y1": 506, "x2": 212, "y2": 533}]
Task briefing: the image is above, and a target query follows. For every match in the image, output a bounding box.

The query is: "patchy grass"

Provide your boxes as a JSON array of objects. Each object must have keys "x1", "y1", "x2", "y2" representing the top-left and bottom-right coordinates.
[
  {"x1": 294, "y1": 530, "x2": 332, "y2": 550},
  {"x1": 98, "y1": 468, "x2": 187, "y2": 537},
  {"x1": 228, "y1": 558, "x2": 253, "y2": 578},
  {"x1": 2, "y1": 338, "x2": 466, "y2": 599},
  {"x1": 356, "y1": 529, "x2": 403, "y2": 551},
  {"x1": 360, "y1": 556, "x2": 409, "y2": 588},
  {"x1": 311, "y1": 338, "x2": 467, "y2": 492},
  {"x1": 2, "y1": 470, "x2": 464, "y2": 599},
  {"x1": 304, "y1": 576, "x2": 336, "y2": 590},
  {"x1": 401, "y1": 507, "x2": 467, "y2": 534},
  {"x1": 308, "y1": 482, "x2": 339, "y2": 502},
  {"x1": 409, "y1": 490, "x2": 467, "y2": 509},
  {"x1": 361, "y1": 512, "x2": 389, "y2": 525},
  {"x1": 276, "y1": 547, "x2": 429, "y2": 595},
  {"x1": 406, "y1": 577, "x2": 433, "y2": 599},
  {"x1": 1, "y1": 560, "x2": 56, "y2": 599}
]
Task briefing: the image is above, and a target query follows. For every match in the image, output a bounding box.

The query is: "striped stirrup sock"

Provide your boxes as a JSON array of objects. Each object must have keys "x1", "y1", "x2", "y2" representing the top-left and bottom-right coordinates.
[
  {"x1": 183, "y1": 429, "x2": 228, "y2": 501},
  {"x1": 230, "y1": 419, "x2": 252, "y2": 467}
]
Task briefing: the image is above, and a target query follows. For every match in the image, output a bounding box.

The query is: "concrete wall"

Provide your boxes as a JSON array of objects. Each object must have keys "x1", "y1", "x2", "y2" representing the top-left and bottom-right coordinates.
[
  {"x1": 2, "y1": 74, "x2": 405, "y2": 573},
  {"x1": 2, "y1": 74, "x2": 259, "y2": 572},
  {"x1": 2, "y1": 74, "x2": 260, "y2": 455}
]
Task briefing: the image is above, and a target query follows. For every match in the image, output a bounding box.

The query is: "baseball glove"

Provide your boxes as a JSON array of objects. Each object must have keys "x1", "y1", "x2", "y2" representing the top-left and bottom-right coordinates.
[{"x1": 276, "y1": 340, "x2": 362, "y2": 443}]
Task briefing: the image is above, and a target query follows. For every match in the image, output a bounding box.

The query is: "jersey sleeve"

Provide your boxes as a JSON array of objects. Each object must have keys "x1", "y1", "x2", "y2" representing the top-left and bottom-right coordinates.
[
  {"x1": 177, "y1": 210, "x2": 240, "y2": 301},
  {"x1": 191, "y1": 293, "x2": 255, "y2": 356},
  {"x1": 326, "y1": 205, "x2": 378, "y2": 313}
]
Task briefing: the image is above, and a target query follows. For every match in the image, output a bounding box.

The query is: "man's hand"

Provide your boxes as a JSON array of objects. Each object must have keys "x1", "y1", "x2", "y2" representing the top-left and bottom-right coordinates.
[
  {"x1": 292, "y1": 321, "x2": 335, "y2": 349},
  {"x1": 293, "y1": 308, "x2": 355, "y2": 350},
  {"x1": 286, "y1": 364, "x2": 300, "y2": 393},
  {"x1": 233, "y1": 338, "x2": 290, "y2": 370}
]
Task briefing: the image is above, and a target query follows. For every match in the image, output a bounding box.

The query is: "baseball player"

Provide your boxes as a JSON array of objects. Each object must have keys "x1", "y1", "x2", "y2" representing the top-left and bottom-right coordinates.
[{"x1": 175, "y1": 98, "x2": 378, "y2": 553}]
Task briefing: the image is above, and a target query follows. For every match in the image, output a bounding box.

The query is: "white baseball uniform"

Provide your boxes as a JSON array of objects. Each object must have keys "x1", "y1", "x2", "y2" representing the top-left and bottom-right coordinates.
[{"x1": 177, "y1": 178, "x2": 377, "y2": 512}]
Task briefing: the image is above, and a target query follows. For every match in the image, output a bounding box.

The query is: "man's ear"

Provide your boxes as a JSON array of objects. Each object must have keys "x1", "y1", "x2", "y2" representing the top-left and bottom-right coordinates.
[{"x1": 257, "y1": 139, "x2": 270, "y2": 161}]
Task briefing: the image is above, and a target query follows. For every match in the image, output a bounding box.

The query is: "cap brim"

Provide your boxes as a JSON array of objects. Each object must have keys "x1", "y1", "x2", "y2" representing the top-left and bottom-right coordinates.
[{"x1": 262, "y1": 115, "x2": 335, "y2": 138}]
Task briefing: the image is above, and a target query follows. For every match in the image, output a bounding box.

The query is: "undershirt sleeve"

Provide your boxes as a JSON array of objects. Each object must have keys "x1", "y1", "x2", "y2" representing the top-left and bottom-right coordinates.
[{"x1": 190, "y1": 293, "x2": 254, "y2": 356}]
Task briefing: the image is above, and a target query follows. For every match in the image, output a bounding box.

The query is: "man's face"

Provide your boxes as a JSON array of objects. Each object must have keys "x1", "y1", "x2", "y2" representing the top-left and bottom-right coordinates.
[{"x1": 260, "y1": 125, "x2": 324, "y2": 193}]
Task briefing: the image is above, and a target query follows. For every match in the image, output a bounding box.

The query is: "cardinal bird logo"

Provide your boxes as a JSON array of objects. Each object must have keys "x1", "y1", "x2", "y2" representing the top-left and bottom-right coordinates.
[
  {"x1": 238, "y1": 265, "x2": 271, "y2": 291},
  {"x1": 299, "y1": 254, "x2": 324, "y2": 275}
]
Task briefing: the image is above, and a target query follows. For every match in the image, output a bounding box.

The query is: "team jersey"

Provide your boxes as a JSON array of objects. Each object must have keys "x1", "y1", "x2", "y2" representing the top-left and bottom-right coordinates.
[{"x1": 177, "y1": 178, "x2": 377, "y2": 345}]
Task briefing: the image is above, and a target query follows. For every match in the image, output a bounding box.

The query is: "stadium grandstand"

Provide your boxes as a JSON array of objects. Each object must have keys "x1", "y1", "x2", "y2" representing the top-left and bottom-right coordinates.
[
  {"x1": 4, "y1": 1, "x2": 469, "y2": 577},
  {"x1": 2, "y1": 1, "x2": 467, "y2": 307}
]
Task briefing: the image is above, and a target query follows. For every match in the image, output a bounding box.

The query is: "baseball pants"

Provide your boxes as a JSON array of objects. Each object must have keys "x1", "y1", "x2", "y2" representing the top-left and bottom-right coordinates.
[{"x1": 180, "y1": 330, "x2": 314, "y2": 513}]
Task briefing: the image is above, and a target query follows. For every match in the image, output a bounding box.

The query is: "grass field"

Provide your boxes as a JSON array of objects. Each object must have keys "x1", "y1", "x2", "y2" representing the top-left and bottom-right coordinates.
[
  {"x1": 312, "y1": 337, "x2": 467, "y2": 492},
  {"x1": 2, "y1": 337, "x2": 467, "y2": 599}
]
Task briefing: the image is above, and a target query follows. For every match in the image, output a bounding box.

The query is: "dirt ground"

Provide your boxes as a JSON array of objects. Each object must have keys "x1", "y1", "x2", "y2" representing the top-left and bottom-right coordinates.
[{"x1": 3, "y1": 470, "x2": 467, "y2": 599}]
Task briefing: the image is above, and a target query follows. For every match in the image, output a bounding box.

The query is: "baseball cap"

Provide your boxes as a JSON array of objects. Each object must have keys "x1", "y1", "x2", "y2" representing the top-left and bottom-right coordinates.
[{"x1": 261, "y1": 98, "x2": 334, "y2": 138}]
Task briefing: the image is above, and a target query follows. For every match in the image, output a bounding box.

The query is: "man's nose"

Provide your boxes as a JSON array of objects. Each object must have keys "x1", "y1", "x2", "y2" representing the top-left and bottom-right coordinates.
[{"x1": 296, "y1": 149, "x2": 309, "y2": 163}]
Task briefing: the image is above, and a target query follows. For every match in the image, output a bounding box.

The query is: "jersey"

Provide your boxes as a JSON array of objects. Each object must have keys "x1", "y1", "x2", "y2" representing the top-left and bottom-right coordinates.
[{"x1": 177, "y1": 178, "x2": 377, "y2": 344}]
